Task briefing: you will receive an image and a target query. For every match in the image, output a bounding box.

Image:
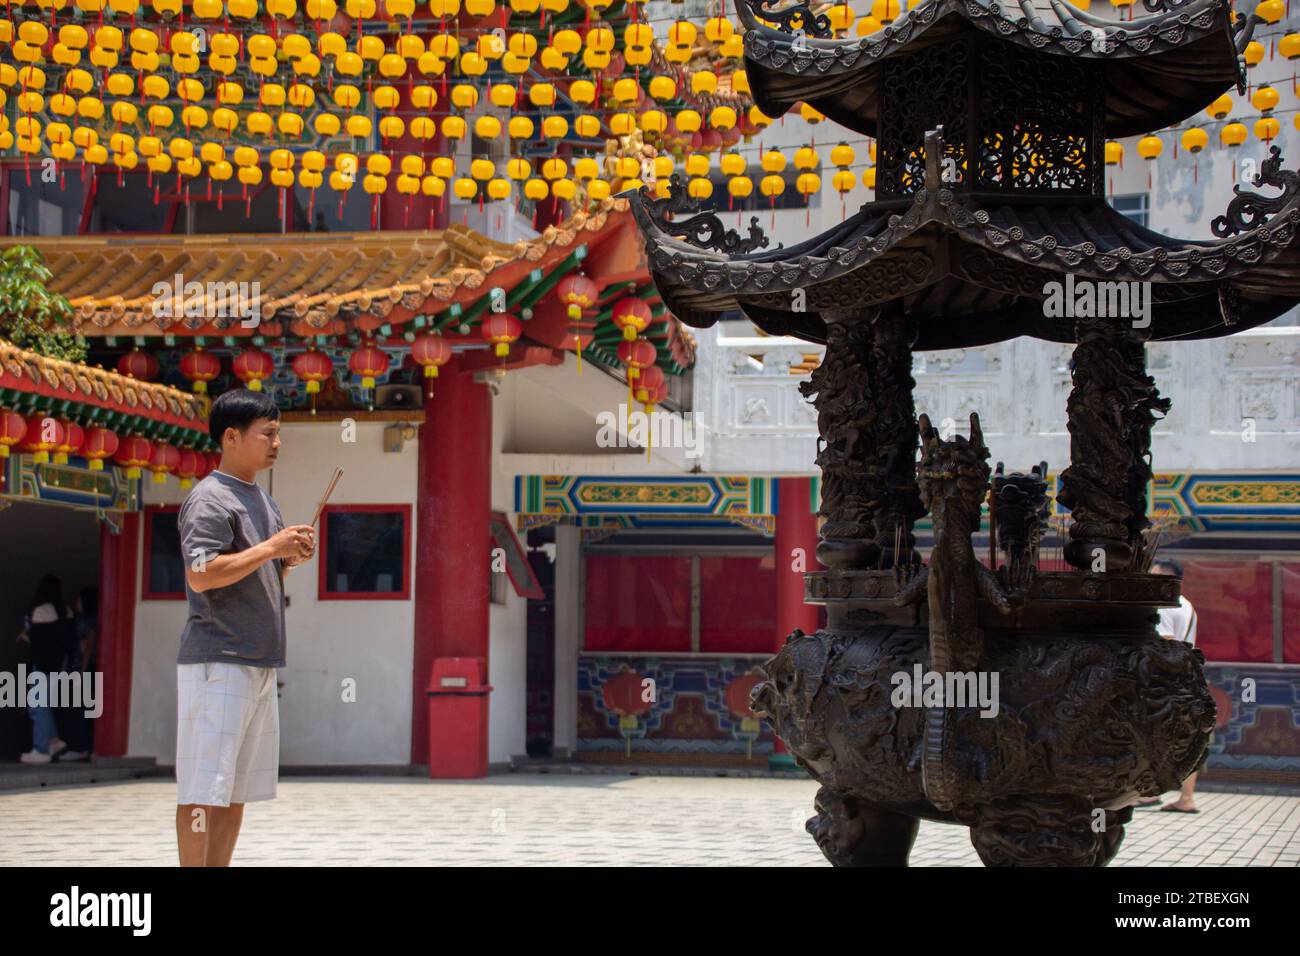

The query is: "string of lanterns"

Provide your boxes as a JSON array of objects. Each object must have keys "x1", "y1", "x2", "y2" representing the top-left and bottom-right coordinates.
[{"x1": 2, "y1": 3, "x2": 1297, "y2": 207}]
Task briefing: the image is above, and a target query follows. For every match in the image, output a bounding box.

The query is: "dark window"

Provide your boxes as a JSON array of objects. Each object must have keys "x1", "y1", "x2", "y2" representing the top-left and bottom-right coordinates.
[
  {"x1": 184, "y1": 182, "x2": 285, "y2": 233},
  {"x1": 6, "y1": 169, "x2": 86, "y2": 236},
  {"x1": 319, "y1": 505, "x2": 411, "y2": 599},
  {"x1": 89, "y1": 172, "x2": 171, "y2": 233},
  {"x1": 293, "y1": 183, "x2": 373, "y2": 233},
  {"x1": 1109, "y1": 193, "x2": 1150, "y2": 229},
  {"x1": 143, "y1": 507, "x2": 186, "y2": 600}
]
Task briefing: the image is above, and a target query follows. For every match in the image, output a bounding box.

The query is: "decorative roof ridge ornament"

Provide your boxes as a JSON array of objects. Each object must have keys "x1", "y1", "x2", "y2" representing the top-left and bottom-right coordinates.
[
  {"x1": 740, "y1": 0, "x2": 834, "y2": 38},
  {"x1": 640, "y1": 175, "x2": 773, "y2": 256},
  {"x1": 1211, "y1": 146, "x2": 1300, "y2": 238}
]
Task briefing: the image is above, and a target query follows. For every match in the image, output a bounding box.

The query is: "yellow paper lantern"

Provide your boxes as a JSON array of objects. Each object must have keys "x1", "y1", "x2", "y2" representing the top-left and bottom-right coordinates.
[
  {"x1": 1180, "y1": 128, "x2": 1208, "y2": 154},
  {"x1": 641, "y1": 110, "x2": 667, "y2": 134},
  {"x1": 1255, "y1": 116, "x2": 1280, "y2": 141},
  {"x1": 649, "y1": 76, "x2": 677, "y2": 101},
  {"x1": 871, "y1": 0, "x2": 900, "y2": 22},
  {"x1": 1136, "y1": 135, "x2": 1162, "y2": 161},
  {"x1": 692, "y1": 71, "x2": 718, "y2": 96},
  {"x1": 1221, "y1": 122, "x2": 1248, "y2": 147},
  {"x1": 1205, "y1": 94, "x2": 1233, "y2": 120},
  {"x1": 543, "y1": 115, "x2": 570, "y2": 139},
  {"x1": 760, "y1": 174, "x2": 785, "y2": 198},
  {"x1": 451, "y1": 84, "x2": 479, "y2": 109},
  {"x1": 1252, "y1": 85, "x2": 1279, "y2": 114},
  {"x1": 441, "y1": 115, "x2": 468, "y2": 140},
  {"x1": 1104, "y1": 141, "x2": 1123, "y2": 165},
  {"x1": 490, "y1": 83, "x2": 517, "y2": 109}
]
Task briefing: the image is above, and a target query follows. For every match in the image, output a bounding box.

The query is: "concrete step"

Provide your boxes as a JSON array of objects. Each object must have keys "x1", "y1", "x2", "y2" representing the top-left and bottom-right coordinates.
[{"x1": 0, "y1": 757, "x2": 159, "y2": 792}]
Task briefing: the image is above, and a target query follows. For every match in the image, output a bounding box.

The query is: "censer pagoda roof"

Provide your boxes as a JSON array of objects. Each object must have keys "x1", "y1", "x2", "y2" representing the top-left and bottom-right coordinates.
[
  {"x1": 629, "y1": 145, "x2": 1300, "y2": 350},
  {"x1": 738, "y1": 0, "x2": 1244, "y2": 139}
]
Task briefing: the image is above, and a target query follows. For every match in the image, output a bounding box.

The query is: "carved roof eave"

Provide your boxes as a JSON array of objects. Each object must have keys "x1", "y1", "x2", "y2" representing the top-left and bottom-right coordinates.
[
  {"x1": 4, "y1": 199, "x2": 630, "y2": 337},
  {"x1": 0, "y1": 337, "x2": 210, "y2": 435},
  {"x1": 631, "y1": 185, "x2": 1300, "y2": 332},
  {"x1": 740, "y1": 0, "x2": 1240, "y2": 137}
]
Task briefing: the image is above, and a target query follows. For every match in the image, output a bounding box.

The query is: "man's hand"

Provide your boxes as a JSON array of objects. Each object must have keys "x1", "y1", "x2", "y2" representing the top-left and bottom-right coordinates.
[
  {"x1": 268, "y1": 525, "x2": 315, "y2": 562},
  {"x1": 281, "y1": 525, "x2": 317, "y2": 568}
]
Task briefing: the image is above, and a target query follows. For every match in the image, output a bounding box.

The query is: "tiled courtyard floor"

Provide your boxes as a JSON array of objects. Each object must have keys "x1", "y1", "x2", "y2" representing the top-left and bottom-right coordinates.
[{"x1": 1, "y1": 775, "x2": 1298, "y2": 866}]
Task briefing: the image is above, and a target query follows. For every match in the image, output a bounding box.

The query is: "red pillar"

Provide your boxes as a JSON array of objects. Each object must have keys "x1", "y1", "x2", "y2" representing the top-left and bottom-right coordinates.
[
  {"x1": 96, "y1": 512, "x2": 139, "y2": 757},
  {"x1": 411, "y1": 360, "x2": 492, "y2": 771},
  {"x1": 772, "y1": 478, "x2": 820, "y2": 765},
  {"x1": 774, "y1": 477, "x2": 820, "y2": 646}
]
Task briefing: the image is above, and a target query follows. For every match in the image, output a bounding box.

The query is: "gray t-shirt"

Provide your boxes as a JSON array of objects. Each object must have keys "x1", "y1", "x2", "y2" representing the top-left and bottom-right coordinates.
[{"x1": 177, "y1": 471, "x2": 287, "y2": 668}]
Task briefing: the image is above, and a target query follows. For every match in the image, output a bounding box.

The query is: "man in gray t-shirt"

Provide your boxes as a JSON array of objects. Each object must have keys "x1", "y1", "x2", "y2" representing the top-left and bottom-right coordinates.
[{"x1": 174, "y1": 388, "x2": 316, "y2": 868}]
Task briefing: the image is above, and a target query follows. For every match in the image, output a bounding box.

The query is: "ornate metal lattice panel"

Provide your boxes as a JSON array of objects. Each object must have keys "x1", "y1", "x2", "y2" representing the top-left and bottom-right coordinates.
[
  {"x1": 876, "y1": 39, "x2": 970, "y2": 198},
  {"x1": 974, "y1": 39, "x2": 1103, "y2": 195}
]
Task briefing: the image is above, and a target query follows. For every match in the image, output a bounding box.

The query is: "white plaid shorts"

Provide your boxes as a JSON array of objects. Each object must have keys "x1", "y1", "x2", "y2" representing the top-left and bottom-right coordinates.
[{"x1": 176, "y1": 662, "x2": 279, "y2": 806}]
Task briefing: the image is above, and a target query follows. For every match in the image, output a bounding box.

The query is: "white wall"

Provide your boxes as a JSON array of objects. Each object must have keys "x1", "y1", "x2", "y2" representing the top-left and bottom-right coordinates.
[
  {"x1": 489, "y1": 375, "x2": 527, "y2": 766},
  {"x1": 128, "y1": 420, "x2": 419, "y2": 766}
]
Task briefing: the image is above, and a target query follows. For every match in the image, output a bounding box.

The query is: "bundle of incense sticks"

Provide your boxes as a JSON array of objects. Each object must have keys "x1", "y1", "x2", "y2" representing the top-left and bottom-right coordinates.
[{"x1": 310, "y1": 467, "x2": 344, "y2": 530}]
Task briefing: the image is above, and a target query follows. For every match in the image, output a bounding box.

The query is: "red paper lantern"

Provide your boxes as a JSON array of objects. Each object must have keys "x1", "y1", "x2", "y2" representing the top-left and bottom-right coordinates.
[
  {"x1": 83, "y1": 426, "x2": 120, "y2": 471},
  {"x1": 611, "y1": 297, "x2": 653, "y2": 341},
  {"x1": 19, "y1": 414, "x2": 64, "y2": 463},
  {"x1": 555, "y1": 274, "x2": 599, "y2": 320},
  {"x1": 292, "y1": 347, "x2": 335, "y2": 393},
  {"x1": 53, "y1": 421, "x2": 84, "y2": 464},
  {"x1": 0, "y1": 410, "x2": 28, "y2": 458},
  {"x1": 179, "y1": 347, "x2": 222, "y2": 393},
  {"x1": 481, "y1": 313, "x2": 522, "y2": 358},
  {"x1": 724, "y1": 673, "x2": 763, "y2": 721},
  {"x1": 349, "y1": 343, "x2": 389, "y2": 389},
  {"x1": 648, "y1": 379, "x2": 669, "y2": 407},
  {"x1": 114, "y1": 436, "x2": 154, "y2": 479},
  {"x1": 148, "y1": 442, "x2": 181, "y2": 484},
  {"x1": 617, "y1": 338, "x2": 657, "y2": 381},
  {"x1": 601, "y1": 668, "x2": 653, "y2": 718},
  {"x1": 634, "y1": 365, "x2": 665, "y2": 405},
  {"x1": 411, "y1": 333, "x2": 452, "y2": 393},
  {"x1": 117, "y1": 348, "x2": 160, "y2": 381},
  {"x1": 176, "y1": 448, "x2": 204, "y2": 488},
  {"x1": 232, "y1": 347, "x2": 274, "y2": 392}
]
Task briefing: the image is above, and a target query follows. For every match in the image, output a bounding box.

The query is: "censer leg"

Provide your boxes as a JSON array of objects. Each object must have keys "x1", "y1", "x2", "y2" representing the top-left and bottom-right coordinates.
[
  {"x1": 969, "y1": 795, "x2": 1128, "y2": 867},
  {"x1": 806, "y1": 786, "x2": 920, "y2": 867}
]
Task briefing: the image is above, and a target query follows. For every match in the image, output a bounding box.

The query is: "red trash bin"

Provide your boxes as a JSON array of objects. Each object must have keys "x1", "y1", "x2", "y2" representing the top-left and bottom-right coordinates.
[{"x1": 426, "y1": 657, "x2": 492, "y2": 779}]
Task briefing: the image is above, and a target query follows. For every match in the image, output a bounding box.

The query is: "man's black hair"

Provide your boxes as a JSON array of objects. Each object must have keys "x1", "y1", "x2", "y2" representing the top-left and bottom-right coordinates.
[
  {"x1": 1152, "y1": 556, "x2": 1184, "y2": 578},
  {"x1": 209, "y1": 388, "x2": 280, "y2": 445}
]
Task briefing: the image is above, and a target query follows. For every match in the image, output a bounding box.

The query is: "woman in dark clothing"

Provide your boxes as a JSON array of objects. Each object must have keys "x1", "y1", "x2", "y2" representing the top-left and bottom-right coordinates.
[
  {"x1": 59, "y1": 587, "x2": 99, "y2": 758},
  {"x1": 17, "y1": 575, "x2": 78, "y2": 763}
]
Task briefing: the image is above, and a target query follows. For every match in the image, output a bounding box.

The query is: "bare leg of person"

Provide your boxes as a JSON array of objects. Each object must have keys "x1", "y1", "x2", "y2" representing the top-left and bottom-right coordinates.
[
  {"x1": 1163, "y1": 773, "x2": 1198, "y2": 812},
  {"x1": 204, "y1": 804, "x2": 246, "y2": 867},
  {"x1": 177, "y1": 804, "x2": 210, "y2": 867}
]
